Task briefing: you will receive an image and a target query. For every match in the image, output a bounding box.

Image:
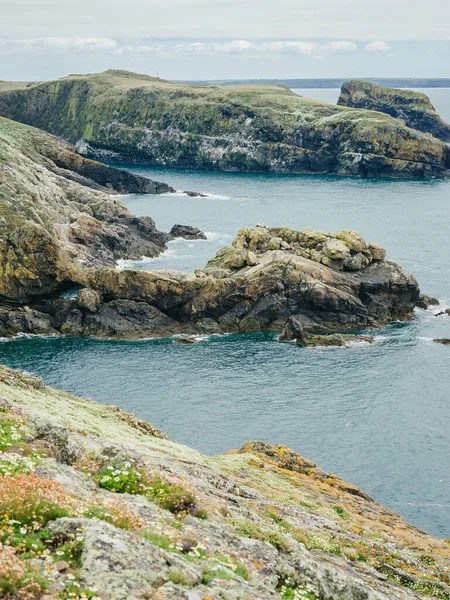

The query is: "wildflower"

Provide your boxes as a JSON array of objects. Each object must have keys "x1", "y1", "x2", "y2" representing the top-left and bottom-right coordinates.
[{"x1": 19, "y1": 526, "x2": 27, "y2": 534}]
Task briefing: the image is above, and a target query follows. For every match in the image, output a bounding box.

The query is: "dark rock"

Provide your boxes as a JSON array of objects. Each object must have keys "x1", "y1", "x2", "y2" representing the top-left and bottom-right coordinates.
[
  {"x1": 183, "y1": 190, "x2": 208, "y2": 197},
  {"x1": 278, "y1": 316, "x2": 305, "y2": 343},
  {"x1": 433, "y1": 338, "x2": 450, "y2": 345},
  {"x1": 435, "y1": 308, "x2": 450, "y2": 317},
  {"x1": 169, "y1": 224, "x2": 207, "y2": 240},
  {"x1": 174, "y1": 336, "x2": 200, "y2": 344},
  {"x1": 416, "y1": 294, "x2": 440, "y2": 309}
]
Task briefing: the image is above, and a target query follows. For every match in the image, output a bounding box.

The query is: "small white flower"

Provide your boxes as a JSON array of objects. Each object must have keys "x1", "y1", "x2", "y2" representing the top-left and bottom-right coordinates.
[{"x1": 19, "y1": 527, "x2": 27, "y2": 535}]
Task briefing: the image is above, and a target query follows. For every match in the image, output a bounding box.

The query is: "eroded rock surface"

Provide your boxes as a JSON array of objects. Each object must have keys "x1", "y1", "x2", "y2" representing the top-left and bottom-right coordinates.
[
  {"x1": 1, "y1": 225, "x2": 420, "y2": 339},
  {"x1": 0, "y1": 116, "x2": 174, "y2": 301}
]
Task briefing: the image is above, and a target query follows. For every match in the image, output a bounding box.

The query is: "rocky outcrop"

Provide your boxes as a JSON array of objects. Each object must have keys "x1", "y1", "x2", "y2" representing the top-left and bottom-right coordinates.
[
  {"x1": 0, "y1": 224, "x2": 420, "y2": 339},
  {"x1": 338, "y1": 80, "x2": 450, "y2": 142},
  {"x1": 0, "y1": 365, "x2": 449, "y2": 600},
  {"x1": 169, "y1": 224, "x2": 207, "y2": 240},
  {"x1": 0, "y1": 70, "x2": 448, "y2": 178},
  {"x1": 278, "y1": 318, "x2": 374, "y2": 347},
  {"x1": 416, "y1": 294, "x2": 439, "y2": 309},
  {"x1": 0, "y1": 117, "x2": 177, "y2": 301}
]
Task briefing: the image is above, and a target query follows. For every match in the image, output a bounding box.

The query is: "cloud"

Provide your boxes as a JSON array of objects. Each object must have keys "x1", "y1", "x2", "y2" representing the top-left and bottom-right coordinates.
[
  {"x1": 364, "y1": 41, "x2": 392, "y2": 54},
  {"x1": 116, "y1": 39, "x2": 359, "y2": 59},
  {"x1": 0, "y1": 37, "x2": 118, "y2": 53}
]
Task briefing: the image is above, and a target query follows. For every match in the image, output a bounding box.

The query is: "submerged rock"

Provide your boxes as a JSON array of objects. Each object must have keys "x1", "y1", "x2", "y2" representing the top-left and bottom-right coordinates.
[
  {"x1": 174, "y1": 336, "x2": 201, "y2": 344},
  {"x1": 338, "y1": 80, "x2": 450, "y2": 142},
  {"x1": 183, "y1": 190, "x2": 208, "y2": 197},
  {"x1": 0, "y1": 69, "x2": 448, "y2": 178},
  {"x1": 301, "y1": 333, "x2": 374, "y2": 347}
]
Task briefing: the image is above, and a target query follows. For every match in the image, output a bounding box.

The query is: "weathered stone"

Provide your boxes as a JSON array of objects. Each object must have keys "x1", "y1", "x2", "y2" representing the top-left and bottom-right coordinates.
[
  {"x1": 367, "y1": 243, "x2": 386, "y2": 261},
  {"x1": 77, "y1": 288, "x2": 102, "y2": 313},
  {"x1": 323, "y1": 239, "x2": 351, "y2": 260},
  {"x1": 416, "y1": 294, "x2": 440, "y2": 309},
  {"x1": 343, "y1": 252, "x2": 370, "y2": 271},
  {"x1": 336, "y1": 230, "x2": 366, "y2": 253},
  {"x1": 169, "y1": 225, "x2": 207, "y2": 240},
  {"x1": 278, "y1": 316, "x2": 305, "y2": 343},
  {"x1": 434, "y1": 338, "x2": 450, "y2": 345}
]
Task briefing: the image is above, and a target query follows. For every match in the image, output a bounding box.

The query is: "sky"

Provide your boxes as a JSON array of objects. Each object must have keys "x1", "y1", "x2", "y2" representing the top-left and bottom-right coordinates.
[{"x1": 1, "y1": 0, "x2": 449, "y2": 81}]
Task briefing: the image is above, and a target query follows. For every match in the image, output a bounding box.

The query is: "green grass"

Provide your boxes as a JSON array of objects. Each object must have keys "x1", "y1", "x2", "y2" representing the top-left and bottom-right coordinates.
[
  {"x1": 97, "y1": 465, "x2": 206, "y2": 518},
  {"x1": 332, "y1": 505, "x2": 349, "y2": 520},
  {"x1": 234, "y1": 518, "x2": 290, "y2": 552}
]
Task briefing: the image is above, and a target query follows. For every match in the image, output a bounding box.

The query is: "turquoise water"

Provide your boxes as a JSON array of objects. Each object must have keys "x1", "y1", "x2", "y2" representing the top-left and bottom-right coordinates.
[{"x1": 2, "y1": 91, "x2": 450, "y2": 539}]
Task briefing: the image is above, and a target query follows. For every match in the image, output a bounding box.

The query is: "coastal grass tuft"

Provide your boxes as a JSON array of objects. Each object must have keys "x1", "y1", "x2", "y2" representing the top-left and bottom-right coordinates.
[{"x1": 97, "y1": 463, "x2": 207, "y2": 518}]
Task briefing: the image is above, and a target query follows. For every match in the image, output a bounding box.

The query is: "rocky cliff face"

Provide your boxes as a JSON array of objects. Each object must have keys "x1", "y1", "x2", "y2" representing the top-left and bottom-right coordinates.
[
  {"x1": 0, "y1": 365, "x2": 449, "y2": 600},
  {"x1": 0, "y1": 70, "x2": 448, "y2": 178},
  {"x1": 0, "y1": 117, "x2": 174, "y2": 301},
  {"x1": 0, "y1": 224, "x2": 419, "y2": 339},
  {"x1": 338, "y1": 80, "x2": 450, "y2": 142}
]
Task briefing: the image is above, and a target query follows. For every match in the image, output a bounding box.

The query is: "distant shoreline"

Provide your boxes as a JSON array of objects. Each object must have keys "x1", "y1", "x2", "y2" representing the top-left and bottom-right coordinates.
[{"x1": 174, "y1": 78, "x2": 450, "y2": 89}]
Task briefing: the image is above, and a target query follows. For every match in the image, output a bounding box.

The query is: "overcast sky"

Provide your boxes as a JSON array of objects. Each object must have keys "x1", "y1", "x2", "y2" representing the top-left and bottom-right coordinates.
[{"x1": 1, "y1": 0, "x2": 449, "y2": 81}]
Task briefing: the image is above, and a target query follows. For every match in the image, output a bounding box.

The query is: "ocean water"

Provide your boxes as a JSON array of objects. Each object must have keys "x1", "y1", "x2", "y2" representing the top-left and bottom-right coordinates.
[{"x1": 1, "y1": 90, "x2": 450, "y2": 539}]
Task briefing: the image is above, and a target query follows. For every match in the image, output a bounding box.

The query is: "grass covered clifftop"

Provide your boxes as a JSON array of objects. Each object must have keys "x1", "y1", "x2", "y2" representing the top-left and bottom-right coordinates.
[
  {"x1": 0, "y1": 364, "x2": 449, "y2": 600},
  {"x1": 0, "y1": 69, "x2": 448, "y2": 178},
  {"x1": 338, "y1": 80, "x2": 450, "y2": 142}
]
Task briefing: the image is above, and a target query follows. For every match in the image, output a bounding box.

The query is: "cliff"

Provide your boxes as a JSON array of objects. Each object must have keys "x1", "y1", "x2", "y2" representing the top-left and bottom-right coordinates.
[
  {"x1": 0, "y1": 116, "x2": 174, "y2": 301},
  {"x1": 0, "y1": 365, "x2": 449, "y2": 600},
  {"x1": 0, "y1": 70, "x2": 448, "y2": 178},
  {"x1": 338, "y1": 80, "x2": 450, "y2": 142}
]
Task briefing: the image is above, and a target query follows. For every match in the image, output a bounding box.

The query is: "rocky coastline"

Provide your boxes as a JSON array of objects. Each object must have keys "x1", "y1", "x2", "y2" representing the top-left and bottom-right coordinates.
[
  {"x1": 1, "y1": 222, "x2": 420, "y2": 340},
  {"x1": 0, "y1": 70, "x2": 449, "y2": 179},
  {"x1": 338, "y1": 80, "x2": 450, "y2": 142}
]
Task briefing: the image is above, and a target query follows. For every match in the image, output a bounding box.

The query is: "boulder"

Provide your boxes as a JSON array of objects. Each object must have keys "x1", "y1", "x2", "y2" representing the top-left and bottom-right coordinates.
[
  {"x1": 278, "y1": 316, "x2": 305, "y2": 343},
  {"x1": 169, "y1": 225, "x2": 207, "y2": 240},
  {"x1": 77, "y1": 288, "x2": 102, "y2": 313},
  {"x1": 416, "y1": 294, "x2": 440, "y2": 309}
]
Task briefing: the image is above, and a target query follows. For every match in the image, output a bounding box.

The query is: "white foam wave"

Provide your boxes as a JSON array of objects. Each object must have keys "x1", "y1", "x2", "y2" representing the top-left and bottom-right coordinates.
[
  {"x1": 168, "y1": 190, "x2": 234, "y2": 200},
  {"x1": 204, "y1": 231, "x2": 232, "y2": 241}
]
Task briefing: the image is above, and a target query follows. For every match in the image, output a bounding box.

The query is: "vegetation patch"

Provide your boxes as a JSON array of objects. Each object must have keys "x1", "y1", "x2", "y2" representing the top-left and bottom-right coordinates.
[{"x1": 96, "y1": 462, "x2": 207, "y2": 518}]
